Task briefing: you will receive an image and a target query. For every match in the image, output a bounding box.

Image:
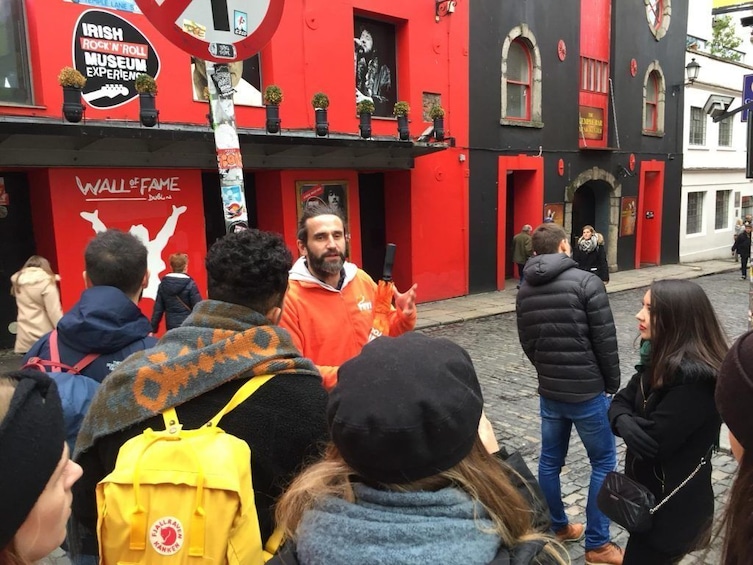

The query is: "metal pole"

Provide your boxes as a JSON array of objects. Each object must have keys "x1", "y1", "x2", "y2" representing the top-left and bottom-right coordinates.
[{"x1": 205, "y1": 61, "x2": 249, "y2": 233}]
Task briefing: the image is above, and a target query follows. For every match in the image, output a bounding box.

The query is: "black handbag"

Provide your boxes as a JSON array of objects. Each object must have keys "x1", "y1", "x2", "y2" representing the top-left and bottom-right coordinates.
[{"x1": 597, "y1": 452, "x2": 711, "y2": 533}]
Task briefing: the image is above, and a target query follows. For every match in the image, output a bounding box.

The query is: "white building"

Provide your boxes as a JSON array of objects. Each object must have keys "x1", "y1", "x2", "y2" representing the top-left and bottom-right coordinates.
[{"x1": 681, "y1": 0, "x2": 753, "y2": 262}]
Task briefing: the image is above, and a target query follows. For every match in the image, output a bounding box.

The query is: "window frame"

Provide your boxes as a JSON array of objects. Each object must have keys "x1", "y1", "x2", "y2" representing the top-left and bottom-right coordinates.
[
  {"x1": 505, "y1": 39, "x2": 532, "y2": 122},
  {"x1": 646, "y1": 0, "x2": 671, "y2": 40},
  {"x1": 500, "y1": 24, "x2": 543, "y2": 128},
  {"x1": 641, "y1": 63, "x2": 665, "y2": 137},
  {"x1": 0, "y1": 0, "x2": 35, "y2": 106},
  {"x1": 718, "y1": 116, "x2": 733, "y2": 147},
  {"x1": 644, "y1": 73, "x2": 659, "y2": 132},
  {"x1": 715, "y1": 190, "x2": 731, "y2": 230},
  {"x1": 686, "y1": 191, "x2": 705, "y2": 235},
  {"x1": 689, "y1": 106, "x2": 707, "y2": 146}
]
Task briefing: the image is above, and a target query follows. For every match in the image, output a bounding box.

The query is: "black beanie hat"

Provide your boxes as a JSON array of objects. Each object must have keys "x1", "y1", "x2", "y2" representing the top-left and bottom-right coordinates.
[
  {"x1": 0, "y1": 370, "x2": 65, "y2": 549},
  {"x1": 329, "y1": 332, "x2": 483, "y2": 484},
  {"x1": 718, "y1": 330, "x2": 753, "y2": 453}
]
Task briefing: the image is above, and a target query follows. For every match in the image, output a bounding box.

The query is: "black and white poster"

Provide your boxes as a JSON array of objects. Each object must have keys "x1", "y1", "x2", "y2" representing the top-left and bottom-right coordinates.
[
  {"x1": 190, "y1": 55, "x2": 262, "y2": 107},
  {"x1": 354, "y1": 17, "x2": 397, "y2": 117},
  {"x1": 73, "y1": 9, "x2": 160, "y2": 109}
]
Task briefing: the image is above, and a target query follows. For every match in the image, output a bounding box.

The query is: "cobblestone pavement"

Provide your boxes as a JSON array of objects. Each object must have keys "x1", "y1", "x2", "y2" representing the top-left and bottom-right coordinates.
[{"x1": 422, "y1": 272, "x2": 747, "y2": 565}]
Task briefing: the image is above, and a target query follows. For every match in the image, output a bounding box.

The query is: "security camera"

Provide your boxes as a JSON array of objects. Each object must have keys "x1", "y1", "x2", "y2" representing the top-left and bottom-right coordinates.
[{"x1": 703, "y1": 94, "x2": 735, "y2": 119}]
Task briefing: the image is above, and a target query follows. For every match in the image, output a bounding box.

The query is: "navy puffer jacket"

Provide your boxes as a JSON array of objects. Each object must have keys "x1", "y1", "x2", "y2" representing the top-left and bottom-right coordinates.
[{"x1": 516, "y1": 253, "x2": 620, "y2": 402}]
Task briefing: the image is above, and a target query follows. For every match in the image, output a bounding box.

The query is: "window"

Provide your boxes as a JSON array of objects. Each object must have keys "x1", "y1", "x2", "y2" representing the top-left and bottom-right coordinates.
[
  {"x1": 0, "y1": 0, "x2": 33, "y2": 105},
  {"x1": 718, "y1": 117, "x2": 733, "y2": 147},
  {"x1": 689, "y1": 107, "x2": 706, "y2": 145},
  {"x1": 644, "y1": 72, "x2": 659, "y2": 131},
  {"x1": 580, "y1": 57, "x2": 609, "y2": 94},
  {"x1": 646, "y1": 0, "x2": 671, "y2": 40},
  {"x1": 715, "y1": 190, "x2": 731, "y2": 230},
  {"x1": 501, "y1": 25, "x2": 542, "y2": 126},
  {"x1": 506, "y1": 40, "x2": 531, "y2": 120},
  {"x1": 687, "y1": 192, "x2": 704, "y2": 234}
]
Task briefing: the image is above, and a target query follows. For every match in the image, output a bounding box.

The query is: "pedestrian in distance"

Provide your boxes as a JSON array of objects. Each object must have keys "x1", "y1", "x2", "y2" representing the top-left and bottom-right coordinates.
[
  {"x1": 269, "y1": 333, "x2": 569, "y2": 565},
  {"x1": 280, "y1": 202, "x2": 417, "y2": 390},
  {"x1": 0, "y1": 370, "x2": 83, "y2": 565},
  {"x1": 511, "y1": 224, "x2": 533, "y2": 289},
  {"x1": 573, "y1": 225, "x2": 609, "y2": 284},
  {"x1": 731, "y1": 221, "x2": 751, "y2": 280},
  {"x1": 714, "y1": 329, "x2": 753, "y2": 564},
  {"x1": 608, "y1": 279, "x2": 727, "y2": 565},
  {"x1": 150, "y1": 252, "x2": 202, "y2": 333},
  {"x1": 516, "y1": 222, "x2": 622, "y2": 565},
  {"x1": 10, "y1": 255, "x2": 63, "y2": 354}
]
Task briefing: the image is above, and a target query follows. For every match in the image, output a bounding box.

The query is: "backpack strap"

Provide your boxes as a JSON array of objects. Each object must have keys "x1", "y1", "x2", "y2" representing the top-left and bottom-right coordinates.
[
  {"x1": 48, "y1": 330, "x2": 101, "y2": 374},
  {"x1": 160, "y1": 374, "x2": 275, "y2": 430}
]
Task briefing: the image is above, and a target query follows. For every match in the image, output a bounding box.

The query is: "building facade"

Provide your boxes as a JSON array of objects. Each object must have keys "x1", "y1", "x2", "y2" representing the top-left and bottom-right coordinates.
[
  {"x1": 469, "y1": 0, "x2": 689, "y2": 292},
  {"x1": 0, "y1": 0, "x2": 469, "y2": 348},
  {"x1": 681, "y1": 0, "x2": 753, "y2": 263}
]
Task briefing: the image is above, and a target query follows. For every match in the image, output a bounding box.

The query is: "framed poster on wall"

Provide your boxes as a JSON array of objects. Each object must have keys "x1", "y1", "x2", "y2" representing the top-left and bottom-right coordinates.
[
  {"x1": 296, "y1": 181, "x2": 348, "y2": 226},
  {"x1": 354, "y1": 17, "x2": 397, "y2": 117},
  {"x1": 620, "y1": 197, "x2": 637, "y2": 237},
  {"x1": 543, "y1": 203, "x2": 564, "y2": 226}
]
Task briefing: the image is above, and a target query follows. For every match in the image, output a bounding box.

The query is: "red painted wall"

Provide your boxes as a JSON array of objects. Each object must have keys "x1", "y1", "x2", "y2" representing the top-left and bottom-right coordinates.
[
  {"x1": 579, "y1": 0, "x2": 611, "y2": 148},
  {"x1": 45, "y1": 168, "x2": 207, "y2": 325},
  {"x1": 7, "y1": 0, "x2": 470, "y2": 303}
]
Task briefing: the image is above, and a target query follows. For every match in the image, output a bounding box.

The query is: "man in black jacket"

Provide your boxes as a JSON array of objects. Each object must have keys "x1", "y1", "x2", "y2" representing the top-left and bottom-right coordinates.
[
  {"x1": 732, "y1": 221, "x2": 752, "y2": 280},
  {"x1": 516, "y1": 222, "x2": 622, "y2": 565}
]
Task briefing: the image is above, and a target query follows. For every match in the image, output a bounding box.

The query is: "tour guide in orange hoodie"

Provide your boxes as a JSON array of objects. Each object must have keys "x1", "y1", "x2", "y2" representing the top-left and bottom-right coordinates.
[{"x1": 280, "y1": 205, "x2": 417, "y2": 390}]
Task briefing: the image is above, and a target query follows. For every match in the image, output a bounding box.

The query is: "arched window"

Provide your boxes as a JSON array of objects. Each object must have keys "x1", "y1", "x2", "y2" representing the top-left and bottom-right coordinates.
[
  {"x1": 644, "y1": 71, "x2": 659, "y2": 131},
  {"x1": 506, "y1": 40, "x2": 531, "y2": 120},
  {"x1": 642, "y1": 63, "x2": 665, "y2": 136},
  {"x1": 501, "y1": 25, "x2": 542, "y2": 127}
]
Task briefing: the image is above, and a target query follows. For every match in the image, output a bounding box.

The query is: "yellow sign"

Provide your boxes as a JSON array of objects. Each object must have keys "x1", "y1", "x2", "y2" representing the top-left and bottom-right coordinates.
[
  {"x1": 713, "y1": 0, "x2": 753, "y2": 9},
  {"x1": 579, "y1": 106, "x2": 604, "y2": 140}
]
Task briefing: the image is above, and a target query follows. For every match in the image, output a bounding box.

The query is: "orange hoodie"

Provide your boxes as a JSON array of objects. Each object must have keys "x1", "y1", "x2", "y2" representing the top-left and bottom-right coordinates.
[{"x1": 280, "y1": 258, "x2": 416, "y2": 390}]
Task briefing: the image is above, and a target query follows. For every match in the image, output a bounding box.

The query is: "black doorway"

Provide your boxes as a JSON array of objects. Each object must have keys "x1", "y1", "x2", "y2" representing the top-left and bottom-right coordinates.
[
  {"x1": 0, "y1": 173, "x2": 37, "y2": 349},
  {"x1": 571, "y1": 183, "x2": 596, "y2": 247},
  {"x1": 358, "y1": 173, "x2": 386, "y2": 281}
]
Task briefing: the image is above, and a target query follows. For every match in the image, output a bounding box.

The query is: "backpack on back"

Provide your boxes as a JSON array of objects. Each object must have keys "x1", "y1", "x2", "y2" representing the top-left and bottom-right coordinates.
[
  {"x1": 96, "y1": 375, "x2": 280, "y2": 565},
  {"x1": 23, "y1": 330, "x2": 100, "y2": 452}
]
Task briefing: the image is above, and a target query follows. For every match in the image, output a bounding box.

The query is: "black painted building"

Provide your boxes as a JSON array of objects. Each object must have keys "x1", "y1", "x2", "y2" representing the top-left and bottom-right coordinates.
[{"x1": 468, "y1": 0, "x2": 688, "y2": 292}]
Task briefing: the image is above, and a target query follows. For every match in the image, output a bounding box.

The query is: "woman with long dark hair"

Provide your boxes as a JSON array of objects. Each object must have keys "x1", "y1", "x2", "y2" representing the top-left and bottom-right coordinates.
[
  {"x1": 608, "y1": 279, "x2": 728, "y2": 564},
  {"x1": 270, "y1": 333, "x2": 568, "y2": 565},
  {"x1": 715, "y1": 330, "x2": 753, "y2": 564}
]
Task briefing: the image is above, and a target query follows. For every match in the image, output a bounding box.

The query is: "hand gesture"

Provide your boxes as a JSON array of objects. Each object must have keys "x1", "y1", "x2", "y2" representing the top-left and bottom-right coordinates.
[
  {"x1": 616, "y1": 415, "x2": 658, "y2": 461},
  {"x1": 394, "y1": 283, "x2": 418, "y2": 317}
]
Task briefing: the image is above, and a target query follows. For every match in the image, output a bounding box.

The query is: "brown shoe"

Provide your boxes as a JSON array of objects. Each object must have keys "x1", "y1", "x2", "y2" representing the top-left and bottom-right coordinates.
[
  {"x1": 585, "y1": 542, "x2": 624, "y2": 565},
  {"x1": 554, "y1": 522, "x2": 585, "y2": 542}
]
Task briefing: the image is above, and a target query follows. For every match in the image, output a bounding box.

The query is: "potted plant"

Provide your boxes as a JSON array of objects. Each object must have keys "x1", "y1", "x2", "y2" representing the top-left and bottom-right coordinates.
[
  {"x1": 356, "y1": 99, "x2": 374, "y2": 139},
  {"x1": 311, "y1": 92, "x2": 330, "y2": 136},
  {"x1": 58, "y1": 66, "x2": 86, "y2": 123},
  {"x1": 264, "y1": 85, "x2": 283, "y2": 134},
  {"x1": 134, "y1": 73, "x2": 159, "y2": 127},
  {"x1": 429, "y1": 103, "x2": 445, "y2": 141},
  {"x1": 393, "y1": 101, "x2": 410, "y2": 141}
]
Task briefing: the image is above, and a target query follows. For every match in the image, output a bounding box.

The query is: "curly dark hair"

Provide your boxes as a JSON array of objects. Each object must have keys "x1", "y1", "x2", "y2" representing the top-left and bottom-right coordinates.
[
  {"x1": 84, "y1": 229, "x2": 147, "y2": 297},
  {"x1": 205, "y1": 229, "x2": 292, "y2": 313},
  {"x1": 297, "y1": 203, "x2": 347, "y2": 243}
]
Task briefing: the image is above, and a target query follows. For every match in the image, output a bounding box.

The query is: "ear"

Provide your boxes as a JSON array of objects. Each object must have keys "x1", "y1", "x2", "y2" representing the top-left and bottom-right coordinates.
[
  {"x1": 265, "y1": 306, "x2": 282, "y2": 325},
  {"x1": 296, "y1": 239, "x2": 307, "y2": 257},
  {"x1": 558, "y1": 239, "x2": 569, "y2": 254},
  {"x1": 142, "y1": 270, "x2": 150, "y2": 289},
  {"x1": 83, "y1": 271, "x2": 93, "y2": 289}
]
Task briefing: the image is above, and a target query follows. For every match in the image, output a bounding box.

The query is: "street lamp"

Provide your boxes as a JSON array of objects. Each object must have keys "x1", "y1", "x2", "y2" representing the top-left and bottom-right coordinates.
[{"x1": 685, "y1": 58, "x2": 701, "y2": 84}]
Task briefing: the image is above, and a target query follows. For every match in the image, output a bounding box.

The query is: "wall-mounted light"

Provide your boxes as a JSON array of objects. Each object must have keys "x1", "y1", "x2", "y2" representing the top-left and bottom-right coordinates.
[
  {"x1": 435, "y1": 0, "x2": 456, "y2": 22},
  {"x1": 672, "y1": 58, "x2": 701, "y2": 95}
]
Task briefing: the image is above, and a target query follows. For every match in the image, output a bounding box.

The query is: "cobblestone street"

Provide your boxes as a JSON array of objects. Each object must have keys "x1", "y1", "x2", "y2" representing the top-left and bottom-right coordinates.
[{"x1": 422, "y1": 272, "x2": 747, "y2": 565}]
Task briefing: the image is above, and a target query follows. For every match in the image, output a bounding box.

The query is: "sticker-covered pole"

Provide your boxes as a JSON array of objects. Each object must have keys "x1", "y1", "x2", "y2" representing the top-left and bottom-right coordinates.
[{"x1": 205, "y1": 61, "x2": 249, "y2": 233}]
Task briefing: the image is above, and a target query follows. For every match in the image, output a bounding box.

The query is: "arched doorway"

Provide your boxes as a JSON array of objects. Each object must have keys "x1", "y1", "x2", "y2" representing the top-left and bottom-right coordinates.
[{"x1": 565, "y1": 168, "x2": 620, "y2": 271}]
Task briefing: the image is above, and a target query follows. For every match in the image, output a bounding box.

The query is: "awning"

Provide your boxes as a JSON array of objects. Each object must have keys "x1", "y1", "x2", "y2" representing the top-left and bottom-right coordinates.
[{"x1": 0, "y1": 116, "x2": 449, "y2": 170}]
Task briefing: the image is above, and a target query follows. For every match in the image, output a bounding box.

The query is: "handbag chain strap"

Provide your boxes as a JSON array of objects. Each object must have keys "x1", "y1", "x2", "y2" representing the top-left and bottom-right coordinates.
[{"x1": 649, "y1": 447, "x2": 712, "y2": 515}]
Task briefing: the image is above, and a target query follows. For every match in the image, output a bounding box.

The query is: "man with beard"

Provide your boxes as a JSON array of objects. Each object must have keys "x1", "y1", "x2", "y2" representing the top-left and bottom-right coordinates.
[{"x1": 281, "y1": 203, "x2": 417, "y2": 390}]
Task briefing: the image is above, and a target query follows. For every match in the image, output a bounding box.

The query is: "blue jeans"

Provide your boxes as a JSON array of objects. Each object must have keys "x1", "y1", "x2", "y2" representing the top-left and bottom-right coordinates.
[{"x1": 539, "y1": 394, "x2": 616, "y2": 550}]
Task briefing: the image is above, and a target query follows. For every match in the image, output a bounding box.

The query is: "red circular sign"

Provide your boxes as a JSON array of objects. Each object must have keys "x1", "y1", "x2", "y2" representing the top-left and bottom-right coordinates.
[
  {"x1": 557, "y1": 40, "x2": 567, "y2": 62},
  {"x1": 135, "y1": 0, "x2": 284, "y2": 63},
  {"x1": 558, "y1": 159, "x2": 565, "y2": 176},
  {"x1": 630, "y1": 58, "x2": 638, "y2": 77},
  {"x1": 629, "y1": 153, "x2": 636, "y2": 171}
]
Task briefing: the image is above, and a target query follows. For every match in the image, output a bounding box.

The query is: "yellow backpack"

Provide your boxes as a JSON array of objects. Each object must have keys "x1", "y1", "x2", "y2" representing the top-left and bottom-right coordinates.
[{"x1": 96, "y1": 375, "x2": 281, "y2": 565}]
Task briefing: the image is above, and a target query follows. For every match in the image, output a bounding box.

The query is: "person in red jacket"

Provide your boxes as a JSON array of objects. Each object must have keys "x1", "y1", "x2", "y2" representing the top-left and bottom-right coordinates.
[{"x1": 280, "y1": 203, "x2": 417, "y2": 390}]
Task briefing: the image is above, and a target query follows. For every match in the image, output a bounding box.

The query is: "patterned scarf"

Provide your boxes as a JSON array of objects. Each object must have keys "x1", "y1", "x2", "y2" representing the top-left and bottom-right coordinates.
[
  {"x1": 75, "y1": 300, "x2": 319, "y2": 456},
  {"x1": 578, "y1": 235, "x2": 598, "y2": 254}
]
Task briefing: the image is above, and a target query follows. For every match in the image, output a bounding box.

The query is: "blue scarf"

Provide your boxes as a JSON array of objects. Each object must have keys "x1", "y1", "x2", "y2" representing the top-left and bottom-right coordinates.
[{"x1": 296, "y1": 484, "x2": 501, "y2": 565}]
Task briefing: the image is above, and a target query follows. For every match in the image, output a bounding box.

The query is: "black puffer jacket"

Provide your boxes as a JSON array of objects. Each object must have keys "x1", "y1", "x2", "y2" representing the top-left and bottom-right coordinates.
[
  {"x1": 151, "y1": 273, "x2": 202, "y2": 331},
  {"x1": 516, "y1": 254, "x2": 620, "y2": 402},
  {"x1": 608, "y1": 360, "x2": 720, "y2": 555}
]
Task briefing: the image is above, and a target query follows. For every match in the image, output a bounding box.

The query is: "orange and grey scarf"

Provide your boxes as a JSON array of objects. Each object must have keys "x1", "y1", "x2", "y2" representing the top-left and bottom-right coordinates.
[{"x1": 75, "y1": 299, "x2": 319, "y2": 456}]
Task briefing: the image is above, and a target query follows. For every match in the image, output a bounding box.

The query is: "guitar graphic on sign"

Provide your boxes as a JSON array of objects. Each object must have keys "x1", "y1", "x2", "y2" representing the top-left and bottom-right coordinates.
[{"x1": 83, "y1": 84, "x2": 129, "y2": 103}]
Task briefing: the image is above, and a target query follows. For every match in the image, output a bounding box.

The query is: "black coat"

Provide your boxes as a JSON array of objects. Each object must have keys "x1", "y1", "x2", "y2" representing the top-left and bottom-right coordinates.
[
  {"x1": 608, "y1": 360, "x2": 720, "y2": 555},
  {"x1": 151, "y1": 274, "x2": 202, "y2": 331},
  {"x1": 573, "y1": 242, "x2": 609, "y2": 282},
  {"x1": 72, "y1": 373, "x2": 329, "y2": 555},
  {"x1": 516, "y1": 254, "x2": 621, "y2": 402},
  {"x1": 732, "y1": 230, "x2": 751, "y2": 258}
]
